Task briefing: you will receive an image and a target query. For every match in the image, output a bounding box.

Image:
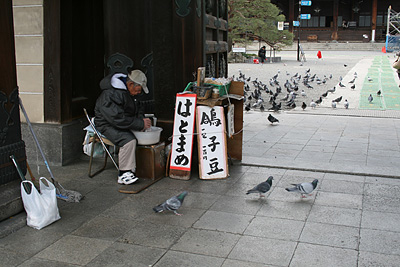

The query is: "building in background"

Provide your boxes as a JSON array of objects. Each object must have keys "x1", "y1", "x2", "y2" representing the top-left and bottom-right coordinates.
[
  {"x1": 271, "y1": 0, "x2": 400, "y2": 43},
  {"x1": 9, "y1": 0, "x2": 228, "y2": 166}
]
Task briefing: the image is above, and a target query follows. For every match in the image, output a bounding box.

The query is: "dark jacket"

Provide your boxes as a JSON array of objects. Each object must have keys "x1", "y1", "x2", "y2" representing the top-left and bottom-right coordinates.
[
  {"x1": 94, "y1": 73, "x2": 145, "y2": 146},
  {"x1": 258, "y1": 47, "x2": 266, "y2": 58}
]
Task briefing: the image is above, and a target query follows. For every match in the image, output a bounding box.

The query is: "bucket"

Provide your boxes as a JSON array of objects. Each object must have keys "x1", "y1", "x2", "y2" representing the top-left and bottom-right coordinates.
[{"x1": 132, "y1": 126, "x2": 163, "y2": 145}]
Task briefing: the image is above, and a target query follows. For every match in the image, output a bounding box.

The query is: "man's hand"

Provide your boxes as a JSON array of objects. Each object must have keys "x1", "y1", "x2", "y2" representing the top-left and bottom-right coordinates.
[{"x1": 143, "y1": 118, "x2": 152, "y2": 130}]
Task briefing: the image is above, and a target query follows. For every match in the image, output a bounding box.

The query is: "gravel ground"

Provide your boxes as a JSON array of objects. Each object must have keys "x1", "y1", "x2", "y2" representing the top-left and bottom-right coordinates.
[{"x1": 228, "y1": 50, "x2": 387, "y2": 112}]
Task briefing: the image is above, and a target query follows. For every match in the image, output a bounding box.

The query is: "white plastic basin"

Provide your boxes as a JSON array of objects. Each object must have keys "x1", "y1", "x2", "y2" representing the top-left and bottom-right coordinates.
[{"x1": 132, "y1": 126, "x2": 163, "y2": 145}]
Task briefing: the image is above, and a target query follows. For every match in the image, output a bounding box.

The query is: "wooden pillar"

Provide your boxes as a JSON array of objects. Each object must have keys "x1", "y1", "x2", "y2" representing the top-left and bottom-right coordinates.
[
  {"x1": 332, "y1": 0, "x2": 339, "y2": 40},
  {"x1": 289, "y1": 0, "x2": 295, "y2": 32},
  {"x1": 43, "y1": 0, "x2": 63, "y2": 123},
  {"x1": 371, "y1": 0, "x2": 378, "y2": 41},
  {"x1": 0, "y1": 0, "x2": 26, "y2": 184}
]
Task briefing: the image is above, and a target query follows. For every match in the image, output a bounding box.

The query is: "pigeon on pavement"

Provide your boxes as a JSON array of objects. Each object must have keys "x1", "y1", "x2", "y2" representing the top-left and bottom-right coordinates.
[
  {"x1": 333, "y1": 96, "x2": 342, "y2": 103},
  {"x1": 268, "y1": 114, "x2": 279, "y2": 124},
  {"x1": 368, "y1": 94, "x2": 373, "y2": 103},
  {"x1": 246, "y1": 176, "x2": 273, "y2": 198},
  {"x1": 153, "y1": 191, "x2": 188, "y2": 215},
  {"x1": 344, "y1": 99, "x2": 349, "y2": 109},
  {"x1": 310, "y1": 100, "x2": 316, "y2": 109},
  {"x1": 285, "y1": 179, "x2": 319, "y2": 198}
]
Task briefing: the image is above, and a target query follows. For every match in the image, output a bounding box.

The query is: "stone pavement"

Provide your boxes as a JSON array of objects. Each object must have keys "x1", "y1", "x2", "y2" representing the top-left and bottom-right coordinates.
[{"x1": 1, "y1": 51, "x2": 400, "y2": 266}]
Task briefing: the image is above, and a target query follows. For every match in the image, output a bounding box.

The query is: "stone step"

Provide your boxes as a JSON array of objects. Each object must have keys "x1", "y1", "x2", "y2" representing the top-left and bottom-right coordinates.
[
  {"x1": 240, "y1": 41, "x2": 387, "y2": 56},
  {"x1": 0, "y1": 179, "x2": 24, "y2": 223}
]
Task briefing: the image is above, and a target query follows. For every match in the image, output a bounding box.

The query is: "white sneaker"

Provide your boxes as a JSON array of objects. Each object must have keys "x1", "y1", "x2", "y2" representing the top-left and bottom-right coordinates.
[{"x1": 118, "y1": 172, "x2": 138, "y2": 185}]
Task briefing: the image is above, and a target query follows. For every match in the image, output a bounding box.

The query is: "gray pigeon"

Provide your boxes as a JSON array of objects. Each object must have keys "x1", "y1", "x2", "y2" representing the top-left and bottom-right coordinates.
[
  {"x1": 153, "y1": 191, "x2": 188, "y2": 215},
  {"x1": 246, "y1": 176, "x2": 273, "y2": 198},
  {"x1": 368, "y1": 94, "x2": 373, "y2": 103},
  {"x1": 268, "y1": 114, "x2": 279, "y2": 124},
  {"x1": 285, "y1": 179, "x2": 319, "y2": 198}
]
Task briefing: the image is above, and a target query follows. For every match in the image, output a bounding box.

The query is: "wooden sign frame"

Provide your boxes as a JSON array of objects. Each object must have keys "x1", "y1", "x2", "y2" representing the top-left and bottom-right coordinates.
[
  {"x1": 169, "y1": 93, "x2": 197, "y2": 180},
  {"x1": 196, "y1": 106, "x2": 229, "y2": 179}
]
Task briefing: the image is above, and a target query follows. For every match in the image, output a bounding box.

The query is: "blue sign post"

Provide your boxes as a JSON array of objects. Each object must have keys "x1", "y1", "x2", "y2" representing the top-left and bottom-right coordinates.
[
  {"x1": 301, "y1": 1, "x2": 312, "y2": 6},
  {"x1": 300, "y1": 14, "x2": 311, "y2": 20},
  {"x1": 297, "y1": 1, "x2": 312, "y2": 62}
]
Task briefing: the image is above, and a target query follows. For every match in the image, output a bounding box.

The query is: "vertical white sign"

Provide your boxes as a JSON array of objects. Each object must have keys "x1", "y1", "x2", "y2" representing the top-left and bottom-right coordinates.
[
  {"x1": 197, "y1": 106, "x2": 228, "y2": 179},
  {"x1": 170, "y1": 93, "x2": 197, "y2": 171}
]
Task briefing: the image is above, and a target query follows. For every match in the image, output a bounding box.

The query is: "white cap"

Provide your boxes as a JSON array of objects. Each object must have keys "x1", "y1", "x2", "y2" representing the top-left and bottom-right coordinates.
[{"x1": 128, "y1": 70, "x2": 149, "y2": 94}]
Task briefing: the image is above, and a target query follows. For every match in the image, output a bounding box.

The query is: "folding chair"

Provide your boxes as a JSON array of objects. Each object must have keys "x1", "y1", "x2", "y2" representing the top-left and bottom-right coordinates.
[{"x1": 83, "y1": 108, "x2": 119, "y2": 178}]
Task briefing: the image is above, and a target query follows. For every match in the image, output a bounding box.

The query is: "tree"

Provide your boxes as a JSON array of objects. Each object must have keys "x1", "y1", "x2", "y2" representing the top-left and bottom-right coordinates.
[{"x1": 228, "y1": 0, "x2": 293, "y2": 49}]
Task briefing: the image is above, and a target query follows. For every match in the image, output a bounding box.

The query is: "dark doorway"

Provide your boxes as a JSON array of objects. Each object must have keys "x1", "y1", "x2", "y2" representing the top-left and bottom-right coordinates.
[{"x1": 326, "y1": 16, "x2": 333, "y2": 27}]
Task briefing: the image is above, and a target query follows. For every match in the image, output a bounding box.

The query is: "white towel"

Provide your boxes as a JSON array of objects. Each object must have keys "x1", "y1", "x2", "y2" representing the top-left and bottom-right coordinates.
[{"x1": 111, "y1": 73, "x2": 128, "y2": 90}]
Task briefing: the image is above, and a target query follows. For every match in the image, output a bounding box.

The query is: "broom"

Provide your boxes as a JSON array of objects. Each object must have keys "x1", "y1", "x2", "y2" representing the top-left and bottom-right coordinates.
[{"x1": 19, "y1": 98, "x2": 83, "y2": 202}]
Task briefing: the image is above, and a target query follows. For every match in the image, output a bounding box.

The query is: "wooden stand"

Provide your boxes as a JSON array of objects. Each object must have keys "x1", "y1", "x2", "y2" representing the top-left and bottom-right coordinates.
[{"x1": 197, "y1": 81, "x2": 244, "y2": 161}]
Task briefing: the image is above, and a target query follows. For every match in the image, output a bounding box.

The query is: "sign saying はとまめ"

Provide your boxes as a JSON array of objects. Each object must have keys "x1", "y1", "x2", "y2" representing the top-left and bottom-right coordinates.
[
  {"x1": 170, "y1": 93, "x2": 197, "y2": 174},
  {"x1": 197, "y1": 106, "x2": 228, "y2": 179}
]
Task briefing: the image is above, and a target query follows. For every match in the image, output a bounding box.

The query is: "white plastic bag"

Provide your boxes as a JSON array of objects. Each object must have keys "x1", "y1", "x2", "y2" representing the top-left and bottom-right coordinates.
[{"x1": 21, "y1": 177, "x2": 61, "y2": 230}]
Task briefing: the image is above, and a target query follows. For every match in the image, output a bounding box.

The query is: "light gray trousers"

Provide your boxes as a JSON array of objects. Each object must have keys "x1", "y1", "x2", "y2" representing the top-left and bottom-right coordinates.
[{"x1": 118, "y1": 139, "x2": 136, "y2": 171}]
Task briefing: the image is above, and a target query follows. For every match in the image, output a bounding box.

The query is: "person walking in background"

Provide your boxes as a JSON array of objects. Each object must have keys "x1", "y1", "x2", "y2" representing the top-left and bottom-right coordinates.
[{"x1": 258, "y1": 46, "x2": 266, "y2": 64}]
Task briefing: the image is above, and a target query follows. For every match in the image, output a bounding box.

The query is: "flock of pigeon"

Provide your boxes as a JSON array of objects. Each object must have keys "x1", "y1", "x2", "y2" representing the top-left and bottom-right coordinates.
[
  {"x1": 234, "y1": 66, "x2": 381, "y2": 125},
  {"x1": 153, "y1": 178, "x2": 319, "y2": 215},
  {"x1": 237, "y1": 67, "x2": 341, "y2": 114}
]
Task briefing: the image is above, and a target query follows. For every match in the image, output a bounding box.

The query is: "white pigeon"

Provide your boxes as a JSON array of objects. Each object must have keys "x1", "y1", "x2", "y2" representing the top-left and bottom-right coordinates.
[
  {"x1": 344, "y1": 99, "x2": 349, "y2": 109},
  {"x1": 301, "y1": 90, "x2": 306, "y2": 97},
  {"x1": 331, "y1": 101, "x2": 337, "y2": 109},
  {"x1": 310, "y1": 100, "x2": 316, "y2": 109},
  {"x1": 252, "y1": 99, "x2": 263, "y2": 108},
  {"x1": 285, "y1": 179, "x2": 319, "y2": 198}
]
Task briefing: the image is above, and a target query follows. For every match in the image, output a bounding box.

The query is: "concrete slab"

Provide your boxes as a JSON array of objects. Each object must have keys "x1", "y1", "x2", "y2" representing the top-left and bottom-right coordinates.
[
  {"x1": 71, "y1": 215, "x2": 138, "y2": 241},
  {"x1": 361, "y1": 210, "x2": 400, "y2": 232},
  {"x1": 308, "y1": 205, "x2": 362, "y2": 227},
  {"x1": 256, "y1": 199, "x2": 312, "y2": 221},
  {"x1": 209, "y1": 195, "x2": 263, "y2": 216},
  {"x1": 290, "y1": 243, "x2": 358, "y2": 267},
  {"x1": 245, "y1": 216, "x2": 304, "y2": 241},
  {"x1": 119, "y1": 221, "x2": 186, "y2": 249},
  {"x1": 314, "y1": 191, "x2": 363, "y2": 209},
  {"x1": 359, "y1": 228, "x2": 400, "y2": 255},
  {"x1": 35, "y1": 235, "x2": 113, "y2": 265},
  {"x1": 300, "y1": 222, "x2": 359, "y2": 249},
  {"x1": 193, "y1": 210, "x2": 253, "y2": 234},
  {"x1": 154, "y1": 251, "x2": 225, "y2": 267},
  {"x1": 358, "y1": 251, "x2": 400, "y2": 267},
  {"x1": 320, "y1": 179, "x2": 364, "y2": 195},
  {"x1": 171, "y1": 228, "x2": 240, "y2": 257},
  {"x1": 85, "y1": 242, "x2": 165, "y2": 267},
  {"x1": 229, "y1": 235, "x2": 297, "y2": 266}
]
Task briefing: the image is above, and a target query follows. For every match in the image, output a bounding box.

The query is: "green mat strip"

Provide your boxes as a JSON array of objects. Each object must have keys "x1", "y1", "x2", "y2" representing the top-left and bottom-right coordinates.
[{"x1": 359, "y1": 56, "x2": 400, "y2": 110}]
